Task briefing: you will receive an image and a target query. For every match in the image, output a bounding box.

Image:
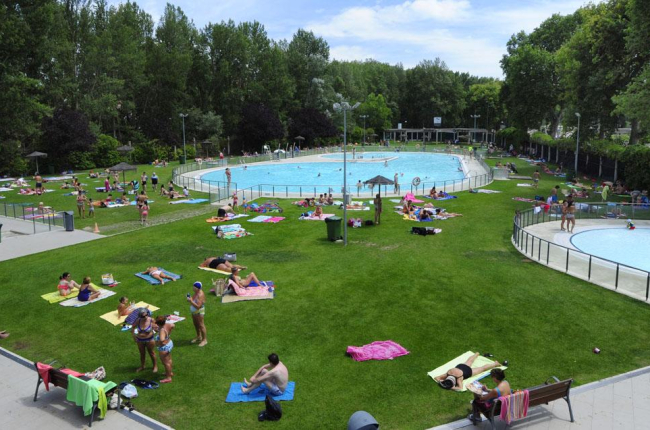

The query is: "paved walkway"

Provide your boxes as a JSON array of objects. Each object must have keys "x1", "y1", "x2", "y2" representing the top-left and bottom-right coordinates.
[
  {"x1": 429, "y1": 366, "x2": 650, "y2": 430},
  {"x1": 0, "y1": 216, "x2": 103, "y2": 262},
  {"x1": 0, "y1": 348, "x2": 170, "y2": 430}
]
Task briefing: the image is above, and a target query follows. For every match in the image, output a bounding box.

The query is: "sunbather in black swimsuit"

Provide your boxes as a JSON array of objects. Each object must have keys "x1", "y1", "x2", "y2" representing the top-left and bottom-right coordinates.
[{"x1": 455, "y1": 363, "x2": 473, "y2": 379}]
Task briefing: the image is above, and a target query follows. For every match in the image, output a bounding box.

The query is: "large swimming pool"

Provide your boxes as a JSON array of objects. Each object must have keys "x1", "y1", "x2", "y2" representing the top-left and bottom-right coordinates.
[
  {"x1": 199, "y1": 152, "x2": 465, "y2": 194},
  {"x1": 571, "y1": 228, "x2": 650, "y2": 272}
]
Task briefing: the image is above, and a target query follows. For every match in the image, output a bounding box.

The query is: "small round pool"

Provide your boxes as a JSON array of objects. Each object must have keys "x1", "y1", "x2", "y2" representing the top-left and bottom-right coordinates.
[
  {"x1": 570, "y1": 228, "x2": 650, "y2": 272},
  {"x1": 199, "y1": 152, "x2": 465, "y2": 194}
]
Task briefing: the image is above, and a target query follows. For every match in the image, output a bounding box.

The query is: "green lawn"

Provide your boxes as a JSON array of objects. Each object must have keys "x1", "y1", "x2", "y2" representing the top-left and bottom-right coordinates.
[{"x1": 1, "y1": 156, "x2": 648, "y2": 429}]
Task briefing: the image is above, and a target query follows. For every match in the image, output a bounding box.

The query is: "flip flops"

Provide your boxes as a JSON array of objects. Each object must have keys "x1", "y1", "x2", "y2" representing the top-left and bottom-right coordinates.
[{"x1": 482, "y1": 352, "x2": 494, "y2": 358}]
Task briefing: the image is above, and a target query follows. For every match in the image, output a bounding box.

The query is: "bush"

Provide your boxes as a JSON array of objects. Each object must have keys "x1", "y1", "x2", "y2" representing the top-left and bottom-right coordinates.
[
  {"x1": 92, "y1": 134, "x2": 121, "y2": 168},
  {"x1": 0, "y1": 141, "x2": 29, "y2": 176},
  {"x1": 68, "y1": 151, "x2": 96, "y2": 170}
]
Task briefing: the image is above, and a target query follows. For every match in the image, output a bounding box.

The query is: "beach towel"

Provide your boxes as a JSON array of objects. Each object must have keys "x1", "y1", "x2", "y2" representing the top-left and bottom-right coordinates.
[
  {"x1": 59, "y1": 287, "x2": 115, "y2": 308},
  {"x1": 0, "y1": 187, "x2": 12, "y2": 192},
  {"x1": 344, "y1": 206, "x2": 370, "y2": 211},
  {"x1": 264, "y1": 216, "x2": 285, "y2": 223},
  {"x1": 41, "y1": 288, "x2": 79, "y2": 304},
  {"x1": 130, "y1": 200, "x2": 153, "y2": 205},
  {"x1": 517, "y1": 183, "x2": 532, "y2": 187},
  {"x1": 512, "y1": 197, "x2": 536, "y2": 203},
  {"x1": 225, "y1": 382, "x2": 295, "y2": 403},
  {"x1": 169, "y1": 198, "x2": 209, "y2": 205},
  {"x1": 221, "y1": 230, "x2": 253, "y2": 239},
  {"x1": 427, "y1": 351, "x2": 507, "y2": 391},
  {"x1": 99, "y1": 302, "x2": 160, "y2": 325},
  {"x1": 135, "y1": 269, "x2": 181, "y2": 284},
  {"x1": 500, "y1": 390, "x2": 530, "y2": 425},
  {"x1": 206, "y1": 214, "x2": 249, "y2": 223},
  {"x1": 227, "y1": 279, "x2": 274, "y2": 297},
  {"x1": 222, "y1": 291, "x2": 274, "y2": 303},
  {"x1": 198, "y1": 266, "x2": 231, "y2": 275},
  {"x1": 249, "y1": 215, "x2": 273, "y2": 223},
  {"x1": 299, "y1": 213, "x2": 335, "y2": 221},
  {"x1": 346, "y1": 340, "x2": 409, "y2": 362},
  {"x1": 477, "y1": 189, "x2": 502, "y2": 194},
  {"x1": 213, "y1": 224, "x2": 242, "y2": 232},
  {"x1": 166, "y1": 315, "x2": 185, "y2": 324},
  {"x1": 404, "y1": 193, "x2": 424, "y2": 203}
]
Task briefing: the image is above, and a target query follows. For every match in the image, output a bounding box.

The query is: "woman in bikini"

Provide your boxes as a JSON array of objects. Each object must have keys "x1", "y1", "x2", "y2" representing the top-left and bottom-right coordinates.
[
  {"x1": 140, "y1": 200, "x2": 149, "y2": 226},
  {"x1": 77, "y1": 277, "x2": 101, "y2": 302},
  {"x1": 58, "y1": 272, "x2": 80, "y2": 296},
  {"x1": 188, "y1": 282, "x2": 207, "y2": 347},
  {"x1": 434, "y1": 352, "x2": 503, "y2": 391},
  {"x1": 229, "y1": 267, "x2": 263, "y2": 288},
  {"x1": 154, "y1": 315, "x2": 174, "y2": 383},
  {"x1": 131, "y1": 309, "x2": 158, "y2": 373},
  {"x1": 469, "y1": 368, "x2": 511, "y2": 425},
  {"x1": 142, "y1": 267, "x2": 176, "y2": 284}
]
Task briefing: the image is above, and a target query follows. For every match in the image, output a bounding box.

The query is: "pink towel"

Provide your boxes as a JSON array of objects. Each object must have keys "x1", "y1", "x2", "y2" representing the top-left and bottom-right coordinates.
[
  {"x1": 346, "y1": 340, "x2": 409, "y2": 362},
  {"x1": 499, "y1": 390, "x2": 529, "y2": 424},
  {"x1": 404, "y1": 193, "x2": 424, "y2": 203},
  {"x1": 264, "y1": 217, "x2": 285, "y2": 223}
]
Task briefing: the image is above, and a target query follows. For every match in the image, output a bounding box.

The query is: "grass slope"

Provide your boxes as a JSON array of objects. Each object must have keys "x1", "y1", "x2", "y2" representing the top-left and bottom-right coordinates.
[{"x1": 0, "y1": 156, "x2": 648, "y2": 429}]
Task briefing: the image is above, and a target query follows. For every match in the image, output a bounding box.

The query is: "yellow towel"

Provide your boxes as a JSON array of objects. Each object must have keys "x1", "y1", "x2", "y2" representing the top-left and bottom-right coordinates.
[
  {"x1": 198, "y1": 266, "x2": 231, "y2": 275},
  {"x1": 427, "y1": 351, "x2": 508, "y2": 391},
  {"x1": 99, "y1": 302, "x2": 160, "y2": 325},
  {"x1": 41, "y1": 289, "x2": 79, "y2": 304}
]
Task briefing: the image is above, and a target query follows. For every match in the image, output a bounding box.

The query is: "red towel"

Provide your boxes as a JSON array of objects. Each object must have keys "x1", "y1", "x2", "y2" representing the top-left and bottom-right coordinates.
[{"x1": 36, "y1": 362, "x2": 53, "y2": 391}]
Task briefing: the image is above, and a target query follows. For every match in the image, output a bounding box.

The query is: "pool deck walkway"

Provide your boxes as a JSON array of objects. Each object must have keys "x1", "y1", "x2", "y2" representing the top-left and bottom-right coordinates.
[{"x1": 428, "y1": 364, "x2": 650, "y2": 430}]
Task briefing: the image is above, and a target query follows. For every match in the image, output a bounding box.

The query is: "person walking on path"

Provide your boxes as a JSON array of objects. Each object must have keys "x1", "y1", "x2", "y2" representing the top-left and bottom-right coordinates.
[
  {"x1": 374, "y1": 193, "x2": 382, "y2": 225},
  {"x1": 151, "y1": 172, "x2": 158, "y2": 191}
]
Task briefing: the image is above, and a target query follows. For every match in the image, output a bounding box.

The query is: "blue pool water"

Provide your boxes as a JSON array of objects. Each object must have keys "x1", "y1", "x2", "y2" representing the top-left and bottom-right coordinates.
[
  {"x1": 570, "y1": 228, "x2": 650, "y2": 272},
  {"x1": 200, "y1": 152, "x2": 465, "y2": 194}
]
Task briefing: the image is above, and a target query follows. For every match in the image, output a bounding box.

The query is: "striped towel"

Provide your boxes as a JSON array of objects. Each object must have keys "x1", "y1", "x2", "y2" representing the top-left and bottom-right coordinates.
[{"x1": 499, "y1": 390, "x2": 529, "y2": 425}]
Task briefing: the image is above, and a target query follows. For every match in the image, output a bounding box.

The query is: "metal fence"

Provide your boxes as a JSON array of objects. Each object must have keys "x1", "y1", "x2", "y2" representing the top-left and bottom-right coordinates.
[
  {"x1": 172, "y1": 145, "x2": 492, "y2": 203},
  {"x1": 1, "y1": 202, "x2": 65, "y2": 235},
  {"x1": 512, "y1": 202, "x2": 650, "y2": 302}
]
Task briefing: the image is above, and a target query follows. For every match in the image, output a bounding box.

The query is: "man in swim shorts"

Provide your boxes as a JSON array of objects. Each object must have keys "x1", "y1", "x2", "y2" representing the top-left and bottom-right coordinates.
[
  {"x1": 241, "y1": 353, "x2": 289, "y2": 396},
  {"x1": 434, "y1": 352, "x2": 503, "y2": 391},
  {"x1": 532, "y1": 170, "x2": 540, "y2": 189}
]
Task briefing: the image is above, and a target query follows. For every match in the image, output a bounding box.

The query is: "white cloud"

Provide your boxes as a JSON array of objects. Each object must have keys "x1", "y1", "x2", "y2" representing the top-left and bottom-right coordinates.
[{"x1": 330, "y1": 45, "x2": 377, "y2": 62}]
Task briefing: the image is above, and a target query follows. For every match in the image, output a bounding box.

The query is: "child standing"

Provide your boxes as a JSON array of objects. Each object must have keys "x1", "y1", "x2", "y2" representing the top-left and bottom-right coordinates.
[{"x1": 88, "y1": 198, "x2": 95, "y2": 218}]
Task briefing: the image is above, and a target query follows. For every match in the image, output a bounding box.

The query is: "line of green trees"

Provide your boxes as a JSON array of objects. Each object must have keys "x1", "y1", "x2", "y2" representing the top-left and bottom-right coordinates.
[{"x1": 0, "y1": 0, "x2": 504, "y2": 174}]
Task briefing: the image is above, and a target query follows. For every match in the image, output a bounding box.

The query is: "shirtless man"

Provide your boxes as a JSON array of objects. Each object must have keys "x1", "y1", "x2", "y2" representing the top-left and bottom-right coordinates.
[
  {"x1": 225, "y1": 168, "x2": 232, "y2": 186},
  {"x1": 34, "y1": 174, "x2": 43, "y2": 195},
  {"x1": 532, "y1": 170, "x2": 540, "y2": 189},
  {"x1": 242, "y1": 353, "x2": 289, "y2": 396}
]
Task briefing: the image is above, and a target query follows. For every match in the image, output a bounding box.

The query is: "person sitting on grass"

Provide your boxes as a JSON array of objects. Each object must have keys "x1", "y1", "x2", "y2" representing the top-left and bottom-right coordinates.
[
  {"x1": 433, "y1": 352, "x2": 504, "y2": 391},
  {"x1": 469, "y1": 368, "x2": 512, "y2": 425},
  {"x1": 313, "y1": 204, "x2": 323, "y2": 218},
  {"x1": 58, "y1": 272, "x2": 80, "y2": 296},
  {"x1": 229, "y1": 267, "x2": 263, "y2": 288},
  {"x1": 200, "y1": 257, "x2": 246, "y2": 272},
  {"x1": 142, "y1": 267, "x2": 176, "y2": 284},
  {"x1": 77, "y1": 277, "x2": 101, "y2": 302},
  {"x1": 241, "y1": 353, "x2": 289, "y2": 396},
  {"x1": 117, "y1": 296, "x2": 140, "y2": 317}
]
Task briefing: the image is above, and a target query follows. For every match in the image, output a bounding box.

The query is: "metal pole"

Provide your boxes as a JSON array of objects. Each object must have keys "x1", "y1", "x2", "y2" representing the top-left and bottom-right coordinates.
[{"x1": 344, "y1": 109, "x2": 348, "y2": 246}]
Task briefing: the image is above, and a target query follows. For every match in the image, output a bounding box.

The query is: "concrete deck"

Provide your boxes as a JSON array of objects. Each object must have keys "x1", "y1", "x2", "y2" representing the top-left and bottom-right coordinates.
[
  {"x1": 0, "y1": 216, "x2": 103, "y2": 262},
  {"x1": 0, "y1": 348, "x2": 171, "y2": 430},
  {"x1": 428, "y1": 365, "x2": 650, "y2": 430}
]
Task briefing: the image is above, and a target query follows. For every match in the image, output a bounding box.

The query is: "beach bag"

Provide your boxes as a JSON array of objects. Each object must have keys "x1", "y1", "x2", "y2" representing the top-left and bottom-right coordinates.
[
  {"x1": 101, "y1": 274, "x2": 114, "y2": 285},
  {"x1": 85, "y1": 366, "x2": 106, "y2": 381},
  {"x1": 258, "y1": 394, "x2": 282, "y2": 421},
  {"x1": 365, "y1": 220, "x2": 374, "y2": 226},
  {"x1": 131, "y1": 379, "x2": 159, "y2": 390},
  {"x1": 119, "y1": 383, "x2": 138, "y2": 399},
  {"x1": 411, "y1": 226, "x2": 427, "y2": 236},
  {"x1": 223, "y1": 253, "x2": 237, "y2": 262}
]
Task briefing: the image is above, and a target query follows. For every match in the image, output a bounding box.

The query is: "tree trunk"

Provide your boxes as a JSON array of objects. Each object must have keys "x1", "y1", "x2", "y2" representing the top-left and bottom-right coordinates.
[
  {"x1": 549, "y1": 110, "x2": 563, "y2": 138},
  {"x1": 629, "y1": 118, "x2": 639, "y2": 145},
  {"x1": 614, "y1": 158, "x2": 618, "y2": 181},
  {"x1": 599, "y1": 156, "x2": 602, "y2": 178}
]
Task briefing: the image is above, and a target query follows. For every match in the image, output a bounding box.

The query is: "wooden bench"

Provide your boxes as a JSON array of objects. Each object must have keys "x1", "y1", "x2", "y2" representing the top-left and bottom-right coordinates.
[
  {"x1": 33, "y1": 363, "x2": 118, "y2": 427},
  {"x1": 476, "y1": 376, "x2": 574, "y2": 429}
]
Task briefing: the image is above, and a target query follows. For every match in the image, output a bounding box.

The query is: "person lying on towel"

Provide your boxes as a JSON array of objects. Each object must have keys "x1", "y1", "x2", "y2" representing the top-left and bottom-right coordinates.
[
  {"x1": 229, "y1": 267, "x2": 265, "y2": 289},
  {"x1": 241, "y1": 353, "x2": 289, "y2": 396},
  {"x1": 142, "y1": 267, "x2": 176, "y2": 284},
  {"x1": 469, "y1": 368, "x2": 512, "y2": 424},
  {"x1": 434, "y1": 352, "x2": 503, "y2": 391},
  {"x1": 200, "y1": 257, "x2": 247, "y2": 272}
]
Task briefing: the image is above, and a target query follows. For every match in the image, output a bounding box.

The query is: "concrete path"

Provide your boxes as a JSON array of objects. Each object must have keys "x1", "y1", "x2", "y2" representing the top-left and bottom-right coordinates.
[
  {"x1": 0, "y1": 348, "x2": 171, "y2": 430},
  {"x1": 0, "y1": 216, "x2": 103, "y2": 262},
  {"x1": 428, "y1": 366, "x2": 650, "y2": 430}
]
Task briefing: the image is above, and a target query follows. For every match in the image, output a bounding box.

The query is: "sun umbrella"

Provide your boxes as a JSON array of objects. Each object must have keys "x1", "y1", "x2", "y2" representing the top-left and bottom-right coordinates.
[
  {"x1": 26, "y1": 151, "x2": 47, "y2": 174},
  {"x1": 363, "y1": 175, "x2": 394, "y2": 197},
  {"x1": 108, "y1": 161, "x2": 137, "y2": 185}
]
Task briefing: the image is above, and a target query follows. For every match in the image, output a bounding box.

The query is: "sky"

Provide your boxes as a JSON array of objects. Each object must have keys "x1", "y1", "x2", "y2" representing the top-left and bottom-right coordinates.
[{"x1": 107, "y1": 0, "x2": 596, "y2": 78}]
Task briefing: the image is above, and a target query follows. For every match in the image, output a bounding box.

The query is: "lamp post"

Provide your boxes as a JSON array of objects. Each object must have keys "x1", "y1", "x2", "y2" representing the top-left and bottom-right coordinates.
[
  {"x1": 360, "y1": 115, "x2": 368, "y2": 143},
  {"x1": 574, "y1": 112, "x2": 581, "y2": 175},
  {"x1": 333, "y1": 101, "x2": 360, "y2": 246},
  {"x1": 179, "y1": 113, "x2": 188, "y2": 164},
  {"x1": 470, "y1": 114, "x2": 480, "y2": 143}
]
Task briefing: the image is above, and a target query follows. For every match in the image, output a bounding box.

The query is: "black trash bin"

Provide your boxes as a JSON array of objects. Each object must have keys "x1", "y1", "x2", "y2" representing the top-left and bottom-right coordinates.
[
  {"x1": 63, "y1": 211, "x2": 75, "y2": 231},
  {"x1": 325, "y1": 216, "x2": 342, "y2": 241}
]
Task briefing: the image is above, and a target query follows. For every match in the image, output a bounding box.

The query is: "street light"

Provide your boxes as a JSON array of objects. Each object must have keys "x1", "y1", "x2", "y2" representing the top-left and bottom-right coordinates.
[
  {"x1": 575, "y1": 112, "x2": 581, "y2": 175},
  {"x1": 360, "y1": 115, "x2": 368, "y2": 143},
  {"x1": 179, "y1": 113, "x2": 188, "y2": 164},
  {"x1": 470, "y1": 114, "x2": 481, "y2": 143},
  {"x1": 333, "y1": 101, "x2": 360, "y2": 246}
]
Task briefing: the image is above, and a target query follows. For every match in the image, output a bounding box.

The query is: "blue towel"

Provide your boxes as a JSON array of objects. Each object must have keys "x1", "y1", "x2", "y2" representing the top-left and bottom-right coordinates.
[
  {"x1": 135, "y1": 269, "x2": 181, "y2": 284},
  {"x1": 248, "y1": 280, "x2": 274, "y2": 287},
  {"x1": 225, "y1": 382, "x2": 295, "y2": 403}
]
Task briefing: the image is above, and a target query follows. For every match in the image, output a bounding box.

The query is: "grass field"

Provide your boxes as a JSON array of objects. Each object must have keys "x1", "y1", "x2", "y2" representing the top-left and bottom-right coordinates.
[{"x1": 1, "y1": 154, "x2": 648, "y2": 429}]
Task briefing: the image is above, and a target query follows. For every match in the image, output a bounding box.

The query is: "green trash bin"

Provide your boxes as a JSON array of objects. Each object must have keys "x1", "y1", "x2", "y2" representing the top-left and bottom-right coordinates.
[{"x1": 325, "y1": 216, "x2": 342, "y2": 241}]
